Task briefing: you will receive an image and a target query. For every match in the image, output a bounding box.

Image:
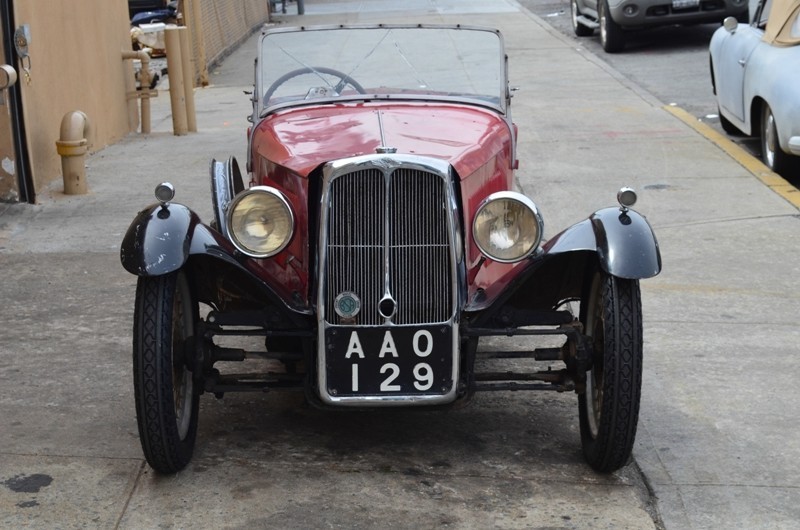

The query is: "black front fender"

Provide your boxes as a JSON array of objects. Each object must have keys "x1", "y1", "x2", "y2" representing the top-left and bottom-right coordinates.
[
  {"x1": 545, "y1": 207, "x2": 661, "y2": 279},
  {"x1": 120, "y1": 203, "x2": 208, "y2": 276},
  {"x1": 469, "y1": 207, "x2": 661, "y2": 322},
  {"x1": 120, "y1": 202, "x2": 312, "y2": 321}
]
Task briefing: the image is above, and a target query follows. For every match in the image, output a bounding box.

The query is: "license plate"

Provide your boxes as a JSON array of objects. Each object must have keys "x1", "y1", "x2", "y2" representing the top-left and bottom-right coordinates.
[
  {"x1": 672, "y1": 0, "x2": 699, "y2": 9},
  {"x1": 324, "y1": 326, "x2": 454, "y2": 397}
]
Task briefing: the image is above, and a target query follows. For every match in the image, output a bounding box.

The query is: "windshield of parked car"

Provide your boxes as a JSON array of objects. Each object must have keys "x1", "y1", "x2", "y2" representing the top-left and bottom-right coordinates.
[
  {"x1": 257, "y1": 25, "x2": 507, "y2": 115},
  {"x1": 755, "y1": 0, "x2": 770, "y2": 27}
]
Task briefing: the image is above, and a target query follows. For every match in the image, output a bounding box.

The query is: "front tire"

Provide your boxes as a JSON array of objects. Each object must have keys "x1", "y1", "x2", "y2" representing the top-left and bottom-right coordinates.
[
  {"x1": 600, "y1": 0, "x2": 626, "y2": 53},
  {"x1": 761, "y1": 104, "x2": 795, "y2": 175},
  {"x1": 578, "y1": 271, "x2": 642, "y2": 473},
  {"x1": 133, "y1": 270, "x2": 200, "y2": 474},
  {"x1": 571, "y1": 0, "x2": 595, "y2": 37}
]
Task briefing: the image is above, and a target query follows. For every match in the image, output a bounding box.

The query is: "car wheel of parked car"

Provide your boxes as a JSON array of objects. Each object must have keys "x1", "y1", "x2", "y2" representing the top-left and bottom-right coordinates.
[
  {"x1": 571, "y1": 0, "x2": 594, "y2": 37},
  {"x1": 578, "y1": 271, "x2": 642, "y2": 473},
  {"x1": 133, "y1": 270, "x2": 200, "y2": 474},
  {"x1": 761, "y1": 104, "x2": 793, "y2": 174},
  {"x1": 599, "y1": 0, "x2": 626, "y2": 53}
]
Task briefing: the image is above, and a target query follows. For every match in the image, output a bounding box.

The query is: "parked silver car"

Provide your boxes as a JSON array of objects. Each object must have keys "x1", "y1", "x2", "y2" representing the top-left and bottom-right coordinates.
[
  {"x1": 572, "y1": 0, "x2": 749, "y2": 52},
  {"x1": 710, "y1": 0, "x2": 800, "y2": 174}
]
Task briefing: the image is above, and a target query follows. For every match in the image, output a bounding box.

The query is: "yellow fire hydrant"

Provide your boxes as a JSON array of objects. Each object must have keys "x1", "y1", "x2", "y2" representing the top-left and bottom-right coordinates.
[{"x1": 55, "y1": 111, "x2": 91, "y2": 195}]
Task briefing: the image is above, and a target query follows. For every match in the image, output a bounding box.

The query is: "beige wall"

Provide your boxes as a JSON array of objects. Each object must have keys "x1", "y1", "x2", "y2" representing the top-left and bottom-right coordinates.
[
  {"x1": 14, "y1": 0, "x2": 135, "y2": 198},
  {"x1": 6, "y1": 0, "x2": 268, "y2": 200}
]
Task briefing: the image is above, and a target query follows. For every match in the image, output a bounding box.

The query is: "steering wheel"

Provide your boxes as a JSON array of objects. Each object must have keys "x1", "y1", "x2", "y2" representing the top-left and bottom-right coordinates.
[{"x1": 263, "y1": 67, "x2": 367, "y2": 105}]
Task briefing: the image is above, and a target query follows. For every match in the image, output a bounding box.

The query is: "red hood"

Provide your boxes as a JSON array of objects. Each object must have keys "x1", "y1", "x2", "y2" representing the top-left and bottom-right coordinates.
[{"x1": 252, "y1": 102, "x2": 512, "y2": 178}]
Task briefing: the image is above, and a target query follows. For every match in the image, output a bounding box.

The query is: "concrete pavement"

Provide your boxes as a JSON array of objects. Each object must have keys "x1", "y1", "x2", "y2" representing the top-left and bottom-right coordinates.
[{"x1": 1, "y1": 0, "x2": 799, "y2": 528}]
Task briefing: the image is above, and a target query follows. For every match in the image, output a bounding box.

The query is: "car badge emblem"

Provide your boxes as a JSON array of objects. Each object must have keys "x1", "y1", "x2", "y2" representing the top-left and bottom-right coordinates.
[{"x1": 334, "y1": 292, "x2": 361, "y2": 319}]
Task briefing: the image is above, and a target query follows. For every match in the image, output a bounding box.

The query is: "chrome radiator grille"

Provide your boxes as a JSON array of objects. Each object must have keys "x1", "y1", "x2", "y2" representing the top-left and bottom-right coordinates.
[{"x1": 324, "y1": 165, "x2": 454, "y2": 325}]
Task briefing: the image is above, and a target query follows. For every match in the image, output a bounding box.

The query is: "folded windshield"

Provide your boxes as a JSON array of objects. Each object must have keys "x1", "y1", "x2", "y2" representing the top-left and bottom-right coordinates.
[{"x1": 257, "y1": 25, "x2": 507, "y2": 114}]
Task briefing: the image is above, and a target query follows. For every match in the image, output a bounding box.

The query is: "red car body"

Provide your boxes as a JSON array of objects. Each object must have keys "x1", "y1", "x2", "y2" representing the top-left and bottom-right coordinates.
[{"x1": 250, "y1": 101, "x2": 518, "y2": 310}]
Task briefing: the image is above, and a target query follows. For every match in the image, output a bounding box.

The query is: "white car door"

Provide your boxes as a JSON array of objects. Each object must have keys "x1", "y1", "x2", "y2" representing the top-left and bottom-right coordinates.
[{"x1": 717, "y1": 25, "x2": 762, "y2": 122}]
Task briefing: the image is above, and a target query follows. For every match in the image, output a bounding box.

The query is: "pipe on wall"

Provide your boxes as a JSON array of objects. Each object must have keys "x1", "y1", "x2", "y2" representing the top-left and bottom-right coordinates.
[
  {"x1": 122, "y1": 49, "x2": 152, "y2": 134},
  {"x1": 55, "y1": 110, "x2": 91, "y2": 195}
]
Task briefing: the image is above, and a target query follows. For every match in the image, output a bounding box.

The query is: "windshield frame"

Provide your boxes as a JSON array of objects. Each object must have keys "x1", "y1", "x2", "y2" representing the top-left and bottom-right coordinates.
[{"x1": 253, "y1": 24, "x2": 510, "y2": 119}]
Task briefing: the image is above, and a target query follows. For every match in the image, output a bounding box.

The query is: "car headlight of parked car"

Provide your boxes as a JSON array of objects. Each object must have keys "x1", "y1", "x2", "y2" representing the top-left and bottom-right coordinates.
[
  {"x1": 472, "y1": 191, "x2": 543, "y2": 263},
  {"x1": 226, "y1": 186, "x2": 294, "y2": 258}
]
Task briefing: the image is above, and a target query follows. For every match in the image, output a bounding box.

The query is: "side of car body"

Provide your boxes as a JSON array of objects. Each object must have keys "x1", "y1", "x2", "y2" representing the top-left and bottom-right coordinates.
[{"x1": 710, "y1": 0, "x2": 800, "y2": 173}]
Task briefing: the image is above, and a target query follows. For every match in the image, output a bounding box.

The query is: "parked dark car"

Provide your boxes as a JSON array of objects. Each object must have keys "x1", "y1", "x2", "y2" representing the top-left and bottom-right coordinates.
[
  {"x1": 120, "y1": 24, "x2": 662, "y2": 475},
  {"x1": 128, "y1": 0, "x2": 167, "y2": 19},
  {"x1": 571, "y1": 0, "x2": 749, "y2": 52}
]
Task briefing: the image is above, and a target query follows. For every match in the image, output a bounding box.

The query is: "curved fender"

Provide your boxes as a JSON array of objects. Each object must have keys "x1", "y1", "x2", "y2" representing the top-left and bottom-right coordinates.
[
  {"x1": 120, "y1": 203, "x2": 312, "y2": 320},
  {"x1": 544, "y1": 207, "x2": 662, "y2": 279},
  {"x1": 120, "y1": 203, "x2": 202, "y2": 276},
  {"x1": 211, "y1": 156, "x2": 244, "y2": 235}
]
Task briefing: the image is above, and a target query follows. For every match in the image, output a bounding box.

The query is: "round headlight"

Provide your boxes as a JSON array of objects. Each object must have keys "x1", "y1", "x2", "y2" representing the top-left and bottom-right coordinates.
[
  {"x1": 472, "y1": 192, "x2": 543, "y2": 263},
  {"x1": 226, "y1": 186, "x2": 294, "y2": 258}
]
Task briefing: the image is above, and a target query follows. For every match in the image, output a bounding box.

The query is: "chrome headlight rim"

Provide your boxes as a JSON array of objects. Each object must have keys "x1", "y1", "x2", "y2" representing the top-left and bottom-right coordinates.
[
  {"x1": 225, "y1": 186, "x2": 295, "y2": 258},
  {"x1": 472, "y1": 191, "x2": 544, "y2": 264}
]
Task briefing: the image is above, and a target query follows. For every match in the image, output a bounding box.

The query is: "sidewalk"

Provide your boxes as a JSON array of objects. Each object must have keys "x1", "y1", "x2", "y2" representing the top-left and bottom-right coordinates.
[{"x1": 1, "y1": 1, "x2": 798, "y2": 528}]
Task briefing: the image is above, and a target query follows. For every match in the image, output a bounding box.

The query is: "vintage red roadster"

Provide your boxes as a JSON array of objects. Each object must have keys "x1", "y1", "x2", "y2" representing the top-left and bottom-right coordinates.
[{"x1": 120, "y1": 24, "x2": 661, "y2": 474}]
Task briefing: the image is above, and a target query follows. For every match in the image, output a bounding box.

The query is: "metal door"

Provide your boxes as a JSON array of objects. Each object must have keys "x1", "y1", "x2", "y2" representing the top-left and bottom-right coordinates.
[
  {"x1": 0, "y1": 23, "x2": 18, "y2": 201},
  {"x1": 0, "y1": 0, "x2": 34, "y2": 203}
]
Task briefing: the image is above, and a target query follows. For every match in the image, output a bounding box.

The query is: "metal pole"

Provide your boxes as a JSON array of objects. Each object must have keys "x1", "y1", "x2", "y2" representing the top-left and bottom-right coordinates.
[
  {"x1": 188, "y1": 0, "x2": 209, "y2": 86},
  {"x1": 164, "y1": 26, "x2": 188, "y2": 135},
  {"x1": 178, "y1": 27, "x2": 197, "y2": 132}
]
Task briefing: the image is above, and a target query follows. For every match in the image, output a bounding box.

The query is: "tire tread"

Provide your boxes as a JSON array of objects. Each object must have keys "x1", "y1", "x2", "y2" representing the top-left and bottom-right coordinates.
[
  {"x1": 579, "y1": 273, "x2": 642, "y2": 473},
  {"x1": 133, "y1": 273, "x2": 197, "y2": 474}
]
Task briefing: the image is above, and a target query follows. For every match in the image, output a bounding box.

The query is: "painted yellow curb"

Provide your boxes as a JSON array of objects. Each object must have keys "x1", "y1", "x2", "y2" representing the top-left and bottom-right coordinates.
[{"x1": 663, "y1": 105, "x2": 800, "y2": 210}]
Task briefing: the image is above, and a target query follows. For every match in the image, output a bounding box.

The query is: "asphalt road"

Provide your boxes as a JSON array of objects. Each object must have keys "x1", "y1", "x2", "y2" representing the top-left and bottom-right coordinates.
[
  {"x1": 517, "y1": 0, "x2": 800, "y2": 187},
  {"x1": 517, "y1": 0, "x2": 721, "y2": 115}
]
